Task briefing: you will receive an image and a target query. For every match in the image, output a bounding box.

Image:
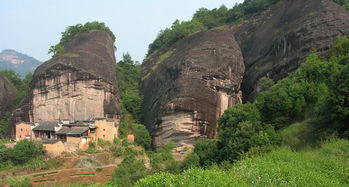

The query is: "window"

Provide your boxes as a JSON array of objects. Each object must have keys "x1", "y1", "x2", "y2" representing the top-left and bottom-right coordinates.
[
  {"x1": 21, "y1": 128, "x2": 23, "y2": 132},
  {"x1": 103, "y1": 135, "x2": 105, "y2": 138},
  {"x1": 103, "y1": 129, "x2": 105, "y2": 131}
]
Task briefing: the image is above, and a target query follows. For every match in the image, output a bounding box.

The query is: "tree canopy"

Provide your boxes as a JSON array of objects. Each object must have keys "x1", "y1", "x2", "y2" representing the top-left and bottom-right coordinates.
[
  {"x1": 147, "y1": 0, "x2": 349, "y2": 56},
  {"x1": 49, "y1": 21, "x2": 115, "y2": 56}
]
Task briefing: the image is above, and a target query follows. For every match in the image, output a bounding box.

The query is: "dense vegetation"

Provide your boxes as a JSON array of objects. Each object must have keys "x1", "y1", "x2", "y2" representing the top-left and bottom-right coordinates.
[
  {"x1": 0, "y1": 70, "x2": 32, "y2": 138},
  {"x1": 0, "y1": 140, "x2": 45, "y2": 169},
  {"x1": 49, "y1": 21, "x2": 115, "y2": 56},
  {"x1": 136, "y1": 139, "x2": 349, "y2": 186},
  {"x1": 147, "y1": 0, "x2": 349, "y2": 56},
  {"x1": 115, "y1": 53, "x2": 151, "y2": 149}
]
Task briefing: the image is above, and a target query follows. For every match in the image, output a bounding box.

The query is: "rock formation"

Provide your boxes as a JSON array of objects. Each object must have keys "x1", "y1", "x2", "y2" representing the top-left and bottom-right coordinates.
[
  {"x1": 8, "y1": 30, "x2": 120, "y2": 136},
  {"x1": 0, "y1": 75, "x2": 16, "y2": 118},
  {"x1": 141, "y1": 29, "x2": 245, "y2": 155},
  {"x1": 140, "y1": 0, "x2": 349, "y2": 154},
  {"x1": 234, "y1": 0, "x2": 349, "y2": 101}
]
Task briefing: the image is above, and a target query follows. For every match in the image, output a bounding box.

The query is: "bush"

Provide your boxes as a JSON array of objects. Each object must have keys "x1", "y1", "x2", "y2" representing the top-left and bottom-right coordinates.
[
  {"x1": 113, "y1": 146, "x2": 123, "y2": 157},
  {"x1": 11, "y1": 140, "x2": 45, "y2": 165},
  {"x1": 181, "y1": 152, "x2": 200, "y2": 170},
  {"x1": 149, "y1": 142, "x2": 176, "y2": 173},
  {"x1": 111, "y1": 155, "x2": 148, "y2": 187},
  {"x1": 130, "y1": 124, "x2": 151, "y2": 150},
  {"x1": 88, "y1": 141, "x2": 96, "y2": 149},
  {"x1": 217, "y1": 103, "x2": 278, "y2": 162},
  {"x1": 97, "y1": 139, "x2": 111, "y2": 147},
  {"x1": 192, "y1": 139, "x2": 219, "y2": 167}
]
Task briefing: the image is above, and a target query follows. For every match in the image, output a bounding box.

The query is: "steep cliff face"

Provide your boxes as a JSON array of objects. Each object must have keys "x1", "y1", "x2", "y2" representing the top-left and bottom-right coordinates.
[
  {"x1": 141, "y1": 0, "x2": 349, "y2": 154},
  {"x1": 9, "y1": 30, "x2": 120, "y2": 135},
  {"x1": 141, "y1": 29, "x2": 244, "y2": 155},
  {"x1": 234, "y1": 0, "x2": 349, "y2": 101},
  {"x1": 0, "y1": 75, "x2": 16, "y2": 117}
]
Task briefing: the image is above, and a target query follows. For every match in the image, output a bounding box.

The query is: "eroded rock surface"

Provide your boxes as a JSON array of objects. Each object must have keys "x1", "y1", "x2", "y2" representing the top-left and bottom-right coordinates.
[
  {"x1": 141, "y1": 29, "x2": 245, "y2": 156},
  {"x1": 141, "y1": 0, "x2": 349, "y2": 155},
  {"x1": 0, "y1": 75, "x2": 16, "y2": 118},
  {"x1": 8, "y1": 31, "x2": 120, "y2": 135},
  {"x1": 234, "y1": 0, "x2": 349, "y2": 101}
]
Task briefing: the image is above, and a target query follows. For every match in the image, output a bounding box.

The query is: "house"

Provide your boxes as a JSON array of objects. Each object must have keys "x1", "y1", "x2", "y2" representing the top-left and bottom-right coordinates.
[
  {"x1": 15, "y1": 118, "x2": 119, "y2": 156},
  {"x1": 32, "y1": 122, "x2": 60, "y2": 140},
  {"x1": 15, "y1": 122, "x2": 35, "y2": 141}
]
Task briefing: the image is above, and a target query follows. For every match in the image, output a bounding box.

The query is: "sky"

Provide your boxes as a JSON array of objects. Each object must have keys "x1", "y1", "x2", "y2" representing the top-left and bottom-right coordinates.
[{"x1": 0, "y1": 0, "x2": 243, "y2": 63}]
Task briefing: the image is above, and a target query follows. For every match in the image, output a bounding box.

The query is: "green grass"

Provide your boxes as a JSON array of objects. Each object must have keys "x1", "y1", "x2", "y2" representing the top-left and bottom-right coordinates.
[
  {"x1": 70, "y1": 173, "x2": 95, "y2": 177},
  {"x1": 4, "y1": 177, "x2": 32, "y2": 187},
  {"x1": 56, "y1": 53, "x2": 80, "y2": 57},
  {"x1": 33, "y1": 178, "x2": 55, "y2": 183},
  {"x1": 142, "y1": 49, "x2": 175, "y2": 81},
  {"x1": 32, "y1": 171, "x2": 59, "y2": 177},
  {"x1": 136, "y1": 139, "x2": 349, "y2": 186},
  {"x1": 84, "y1": 149, "x2": 101, "y2": 154}
]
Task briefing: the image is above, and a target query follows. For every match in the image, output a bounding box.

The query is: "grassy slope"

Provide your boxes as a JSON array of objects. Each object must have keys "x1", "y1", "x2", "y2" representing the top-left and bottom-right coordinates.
[{"x1": 135, "y1": 139, "x2": 349, "y2": 186}]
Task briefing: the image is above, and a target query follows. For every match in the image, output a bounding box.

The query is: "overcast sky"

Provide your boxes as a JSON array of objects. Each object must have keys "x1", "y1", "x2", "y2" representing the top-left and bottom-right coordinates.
[{"x1": 0, "y1": 0, "x2": 243, "y2": 62}]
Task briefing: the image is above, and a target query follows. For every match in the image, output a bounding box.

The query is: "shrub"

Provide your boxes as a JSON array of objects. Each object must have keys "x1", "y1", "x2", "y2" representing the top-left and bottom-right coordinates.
[
  {"x1": 113, "y1": 146, "x2": 123, "y2": 157},
  {"x1": 88, "y1": 142, "x2": 96, "y2": 149},
  {"x1": 192, "y1": 139, "x2": 219, "y2": 167},
  {"x1": 97, "y1": 138, "x2": 111, "y2": 147},
  {"x1": 111, "y1": 155, "x2": 148, "y2": 187},
  {"x1": 130, "y1": 124, "x2": 151, "y2": 150},
  {"x1": 181, "y1": 152, "x2": 200, "y2": 170},
  {"x1": 11, "y1": 140, "x2": 45, "y2": 165},
  {"x1": 217, "y1": 103, "x2": 278, "y2": 162},
  {"x1": 149, "y1": 142, "x2": 176, "y2": 173}
]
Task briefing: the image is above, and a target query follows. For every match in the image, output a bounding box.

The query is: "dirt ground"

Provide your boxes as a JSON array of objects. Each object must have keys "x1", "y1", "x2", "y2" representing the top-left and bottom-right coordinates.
[
  {"x1": 30, "y1": 165, "x2": 116, "y2": 186},
  {"x1": 1, "y1": 152, "x2": 122, "y2": 186}
]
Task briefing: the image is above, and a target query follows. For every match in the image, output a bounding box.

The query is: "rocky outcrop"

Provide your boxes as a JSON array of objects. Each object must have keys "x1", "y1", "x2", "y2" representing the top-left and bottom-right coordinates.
[
  {"x1": 141, "y1": 0, "x2": 349, "y2": 154},
  {"x1": 8, "y1": 30, "x2": 120, "y2": 136},
  {"x1": 141, "y1": 29, "x2": 244, "y2": 156},
  {"x1": 0, "y1": 75, "x2": 16, "y2": 118},
  {"x1": 234, "y1": 0, "x2": 349, "y2": 101}
]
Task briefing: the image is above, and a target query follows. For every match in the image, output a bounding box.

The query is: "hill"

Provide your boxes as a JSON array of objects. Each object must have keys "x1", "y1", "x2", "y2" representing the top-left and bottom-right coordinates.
[{"x1": 0, "y1": 49, "x2": 41, "y2": 77}]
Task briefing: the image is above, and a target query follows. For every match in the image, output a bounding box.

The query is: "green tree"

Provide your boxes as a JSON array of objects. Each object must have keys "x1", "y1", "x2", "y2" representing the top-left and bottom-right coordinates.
[
  {"x1": 49, "y1": 21, "x2": 115, "y2": 56},
  {"x1": 217, "y1": 103, "x2": 277, "y2": 162},
  {"x1": 11, "y1": 140, "x2": 45, "y2": 164},
  {"x1": 111, "y1": 155, "x2": 148, "y2": 187},
  {"x1": 130, "y1": 123, "x2": 151, "y2": 150},
  {"x1": 192, "y1": 139, "x2": 219, "y2": 167}
]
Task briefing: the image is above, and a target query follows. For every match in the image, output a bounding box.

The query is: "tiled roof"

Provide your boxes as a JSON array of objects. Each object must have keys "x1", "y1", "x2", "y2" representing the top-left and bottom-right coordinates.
[
  {"x1": 56, "y1": 127, "x2": 89, "y2": 136},
  {"x1": 55, "y1": 128, "x2": 71, "y2": 135},
  {"x1": 32, "y1": 122, "x2": 58, "y2": 131},
  {"x1": 63, "y1": 121, "x2": 91, "y2": 127},
  {"x1": 68, "y1": 128, "x2": 89, "y2": 135}
]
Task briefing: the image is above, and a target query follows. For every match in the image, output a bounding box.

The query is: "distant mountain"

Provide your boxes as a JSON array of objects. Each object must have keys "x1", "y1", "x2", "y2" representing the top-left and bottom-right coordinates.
[{"x1": 0, "y1": 49, "x2": 41, "y2": 77}]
